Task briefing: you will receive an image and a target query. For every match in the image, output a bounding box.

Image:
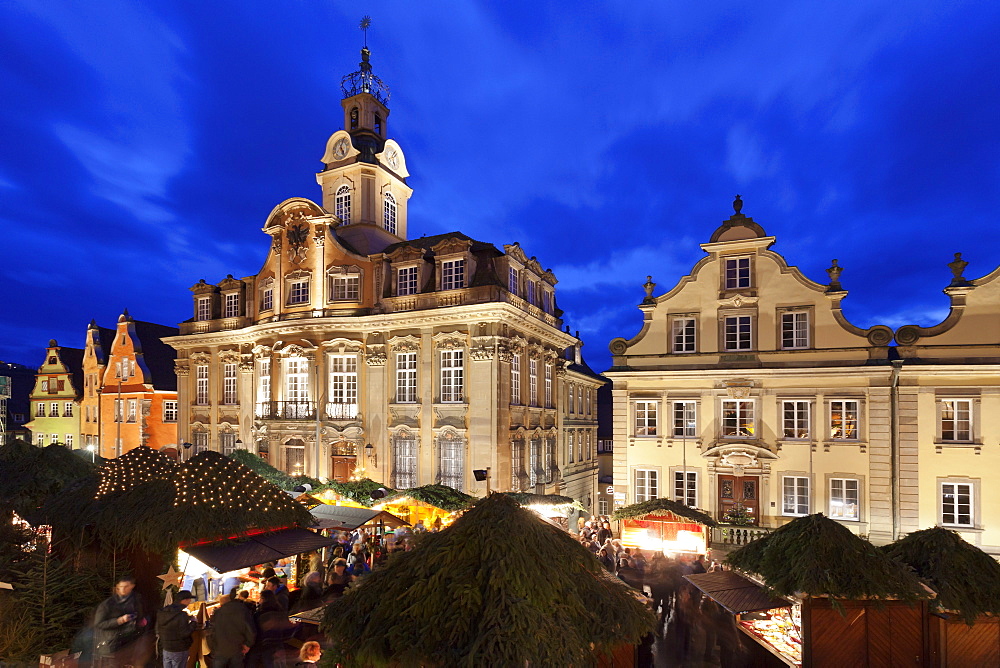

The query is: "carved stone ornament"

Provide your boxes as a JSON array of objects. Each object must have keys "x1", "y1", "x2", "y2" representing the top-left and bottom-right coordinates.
[
  {"x1": 718, "y1": 294, "x2": 759, "y2": 309},
  {"x1": 527, "y1": 343, "x2": 544, "y2": 358},
  {"x1": 826, "y1": 259, "x2": 843, "y2": 289},
  {"x1": 239, "y1": 354, "x2": 254, "y2": 372},
  {"x1": 189, "y1": 352, "x2": 211, "y2": 365},
  {"x1": 388, "y1": 335, "x2": 421, "y2": 353},
  {"x1": 724, "y1": 379, "x2": 754, "y2": 399},
  {"x1": 218, "y1": 349, "x2": 241, "y2": 364},
  {"x1": 543, "y1": 348, "x2": 559, "y2": 363},
  {"x1": 365, "y1": 344, "x2": 387, "y2": 366},
  {"x1": 251, "y1": 344, "x2": 272, "y2": 358},
  {"x1": 497, "y1": 342, "x2": 513, "y2": 363},
  {"x1": 320, "y1": 338, "x2": 364, "y2": 354},
  {"x1": 174, "y1": 360, "x2": 190, "y2": 377},
  {"x1": 312, "y1": 224, "x2": 327, "y2": 247},
  {"x1": 470, "y1": 336, "x2": 496, "y2": 361},
  {"x1": 720, "y1": 449, "x2": 759, "y2": 471},
  {"x1": 270, "y1": 233, "x2": 282, "y2": 252},
  {"x1": 555, "y1": 358, "x2": 569, "y2": 376},
  {"x1": 504, "y1": 242, "x2": 528, "y2": 265},
  {"x1": 609, "y1": 338, "x2": 628, "y2": 356},
  {"x1": 508, "y1": 335, "x2": 528, "y2": 354},
  {"x1": 433, "y1": 331, "x2": 467, "y2": 350}
]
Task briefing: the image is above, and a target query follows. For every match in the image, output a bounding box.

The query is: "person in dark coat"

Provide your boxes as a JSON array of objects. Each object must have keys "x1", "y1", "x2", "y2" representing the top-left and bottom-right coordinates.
[
  {"x1": 209, "y1": 588, "x2": 256, "y2": 668},
  {"x1": 156, "y1": 590, "x2": 198, "y2": 668},
  {"x1": 93, "y1": 575, "x2": 148, "y2": 667},
  {"x1": 246, "y1": 590, "x2": 293, "y2": 668},
  {"x1": 262, "y1": 577, "x2": 288, "y2": 611},
  {"x1": 596, "y1": 521, "x2": 613, "y2": 544}
]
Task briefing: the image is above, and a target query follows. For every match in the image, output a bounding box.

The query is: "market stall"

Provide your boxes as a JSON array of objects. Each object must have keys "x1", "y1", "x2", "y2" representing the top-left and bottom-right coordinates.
[
  {"x1": 882, "y1": 526, "x2": 1000, "y2": 666},
  {"x1": 611, "y1": 498, "x2": 716, "y2": 555},
  {"x1": 309, "y1": 505, "x2": 408, "y2": 533},
  {"x1": 726, "y1": 513, "x2": 930, "y2": 668},
  {"x1": 686, "y1": 570, "x2": 800, "y2": 666},
  {"x1": 371, "y1": 484, "x2": 473, "y2": 530},
  {"x1": 500, "y1": 492, "x2": 583, "y2": 531}
]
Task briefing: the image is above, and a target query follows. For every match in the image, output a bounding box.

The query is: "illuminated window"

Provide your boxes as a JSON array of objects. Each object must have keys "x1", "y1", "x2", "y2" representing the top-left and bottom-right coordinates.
[
  {"x1": 65, "y1": 434, "x2": 73, "y2": 448},
  {"x1": 163, "y1": 400, "x2": 178, "y2": 423},
  {"x1": 830, "y1": 400, "x2": 859, "y2": 439},
  {"x1": 830, "y1": 478, "x2": 859, "y2": 520},
  {"x1": 126, "y1": 399, "x2": 137, "y2": 423},
  {"x1": 36, "y1": 403, "x2": 45, "y2": 417},
  {"x1": 327, "y1": 355, "x2": 358, "y2": 419},
  {"x1": 260, "y1": 279, "x2": 274, "y2": 312},
  {"x1": 335, "y1": 185, "x2": 351, "y2": 225},
  {"x1": 196, "y1": 297, "x2": 211, "y2": 321},
  {"x1": 195, "y1": 366, "x2": 209, "y2": 406},
  {"x1": 383, "y1": 193, "x2": 397, "y2": 234},
  {"x1": 528, "y1": 359, "x2": 538, "y2": 407},
  {"x1": 544, "y1": 364, "x2": 552, "y2": 408},
  {"x1": 256, "y1": 359, "x2": 271, "y2": 417},
  {"x1": 288, "y1": 277, "x2": 310, "y2": 305},
  {"x1": 64, "y1": 402, "x2": 73, "y2": 417},
  {"x1": 724, "y1": 257, "x2": 751, "y2": 289},
  {"x1": 940, "y1": 481, "x2": 974, "y2": 527},
  {"x1": 284, "y1": 358, "x2": 311, "y2": 418},
  {"x1": 510, "y1": 354, "x2": 521, "y2": 405},
  {"x1": 329, "y1": 267, "x2": 361, "y2": 302},
  {"x1": 634, "y1": 400, "x2": 658, "y2": 436},
  {"x1": 567, "y1": 432, "x2": 574, "y2": 465},
  {"x1": 721, "y1": 400, "x2": 755, "y2": 438}
]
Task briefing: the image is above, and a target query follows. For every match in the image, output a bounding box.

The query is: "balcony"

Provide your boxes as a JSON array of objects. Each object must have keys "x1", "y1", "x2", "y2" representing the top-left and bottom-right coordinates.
[
  {"x1": 325, "y1": 402, "x2": 359, "y2": 420},
  {"x1": 180, "y1": 316, "x2": 250, "y2": 335},
  {"x1": 255, "y1": 401, "x2": 316, "y2": 420}
]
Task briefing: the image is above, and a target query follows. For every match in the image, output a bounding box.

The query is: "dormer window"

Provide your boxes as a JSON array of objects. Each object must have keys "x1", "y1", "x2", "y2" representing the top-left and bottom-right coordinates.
[
  {"x1": 508, "y1": 266, "x2": 519, "y2": 295},
  {"x1": 350, "y1": 107, "x2": 359, "y2": 130},
  {"x1": 397, "y1": 265, "x2": 418, "y2": 296},
  {"x1": 441, "y1": 259, "x2": 465, "y2": 290},
  {"x1": 335, "y1": 185, "x2": 351, "y2": 225},
  {"x1": 196, "y1": 297, "x2": 211, "y2": 321},
  {"x1": 223, "y1": 293, "x2": 240, "y2": 318},
  {"x1": 526, "y1": 281, "x2": 536, "y2": 305},
  {"x1": 374, "y1": 114, "x2": 382, "y2": 135},
  {"x1": 724, "y1": 257, "x2": 752, "y2": 289},
  {"x1": 383, "y1": 193, "x2": 397, "y2": 234},
  {"x1": 328, "y1": 266, "x2": 361, "y2": 302}
]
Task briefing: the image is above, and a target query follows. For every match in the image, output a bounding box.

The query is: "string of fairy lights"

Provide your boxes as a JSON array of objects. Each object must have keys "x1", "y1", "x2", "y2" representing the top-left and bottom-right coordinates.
[{"x1": 94, "y1": 448, "x2": 299, "y2": 515}]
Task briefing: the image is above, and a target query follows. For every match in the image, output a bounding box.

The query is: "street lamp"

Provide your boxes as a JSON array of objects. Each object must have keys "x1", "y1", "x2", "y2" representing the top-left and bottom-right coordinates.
[
  {"x1": 364, "y1": 442, "x2": 377, "y2": 468},
  {"x1": 86, "y1": 444, "x2": 96, "y2": 464},
  {"x1": 235, "y1": 438, "x2": 243, "y2": 452}
]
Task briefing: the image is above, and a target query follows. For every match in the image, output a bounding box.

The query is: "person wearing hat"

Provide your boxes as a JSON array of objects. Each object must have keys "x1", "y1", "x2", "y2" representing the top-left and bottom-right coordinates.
[{"x1": 156, "y1": 590, "x2": 199, "y2": 668}]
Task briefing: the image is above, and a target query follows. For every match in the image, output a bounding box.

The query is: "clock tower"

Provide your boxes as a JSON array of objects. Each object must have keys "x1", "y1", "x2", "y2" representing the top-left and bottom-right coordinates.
[{"x1": 317, "y1": 35, "x2": 412, "y2": 254}]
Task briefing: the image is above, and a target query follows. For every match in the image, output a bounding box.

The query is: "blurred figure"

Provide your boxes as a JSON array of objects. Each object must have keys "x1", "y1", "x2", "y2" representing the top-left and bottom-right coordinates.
[
  {"x1": 156, "y1": 590, "x2": 198, "y2": 668},
  {"x1": 93, "y1": 575, "x2": 149, "y2": 668},
  {"x1": 209, "y1": 587, "x2": 256, "y2": 668}
]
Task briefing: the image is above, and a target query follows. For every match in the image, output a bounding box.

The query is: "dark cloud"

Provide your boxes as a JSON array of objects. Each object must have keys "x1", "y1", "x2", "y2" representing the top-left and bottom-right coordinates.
[{"x1": 0, "y1": 1, "x2": 997, "y2": 374}]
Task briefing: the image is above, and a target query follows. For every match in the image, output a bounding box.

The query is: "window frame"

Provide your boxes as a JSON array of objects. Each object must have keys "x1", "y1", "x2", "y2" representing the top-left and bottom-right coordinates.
[
  {"x1": 195, "y1": 365, "x2": 209, "y2": 406},
  {"x1": 528, "y1": 358, "x2": 538, "y2": 407},
  {"x1": 782, "y1": 475, "x2": 810, "y2": 517},
  {"x1": 222, "y1": 363, "x2": 238, "y2": 405},
  {"x1": 780, "y1": 309, "x2": 810, "y2": 350},
  {"x1": 634, "y1": 468, "x2": 659, "y2": 503},
  {"x1": 672, "y1": 400, "x2": 697, "y2": 438},
  {"x1": 721, "y1": 399, "x2": 755, "y2": 439},
  {"x1": 438, "y1": 433, "x2": 464, "y2": 491},
  {"x1": 723, "y1": 256, "x2": 752, "y2": 290},
  {"x1": 671, "y1": 316, "x2": 697, "y2": 353},
  {"x1": 829, "y1": 399, "x2": 861, "y2": 441},
  {"x1": 393, "y1": 435, "x2": 417, "y2": 489},
  {"x1": 196, "y1": 297, "x2": 211, "y2": 322},
  {"x1": 327, "y1": 354, "x2": 359, "y2": 418},
  {"x1": 383, "y1": 192, "x2": 397, "y2": 235},
  {"x1": 939, "y1": 479, "x2": 976, "y2": 528},
  {"x1": 940, "y1": 398, "x2": 973, "y2": 443},
  {"x1": 223, "y1": 293, "x2": 240, "y2": 319},
  {"x1": 335, "y1": 184, "x2": 351, "y2": 225},
  {"x1": 396, "y1": 265, "x2": 419, "y2": 296},
  {"x1": 829, "y1": 477, "x2": 860, "y2": 521},
  {"x1": 723, "y1": 314, "x2": 754, "y2": 351},
  {"x1": 510, "y1": 354, "x2": 521, "y2": 405},
  {"x1": 395, "y1": 352, "x2": 417, "y2": 403},
  {"x1": 781, "y1": 400, "x2": 811, "y2": 440},
  {"x1": 634, "y1": 400, "x2": 658, "y2": 437},
  {"x1": 673, "y1": 469, "x2": 698, "y2": 508},
  {"x1": 287, "y1": 274, "x2": 311, "y2": 305},
  {"x1": 440, "y1": 350, "x2": 464, "y2": 403},
  {"x1": 441, "y1": 258, "x2": 465, "y2": 291},
  {"x1": 163, "y1": 400, "x2": 178, "y2": 423}
]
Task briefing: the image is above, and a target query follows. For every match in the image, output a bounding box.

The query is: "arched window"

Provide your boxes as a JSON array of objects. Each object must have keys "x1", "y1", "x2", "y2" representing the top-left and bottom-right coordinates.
[
  {"x1": 383, "y1": 192, "x2": 397, "y2": 235},
  {"x1": 350, "y1": 107, "x2": 359, "y2": 130},
  {"x1": 393, "y1": 433, "x2": 416, "y2": 489},
  {"x1": 438, "y1": 432, "x2": 464, "y2": 491},
  {"x1": 335, "y1": 185, "x2": 351, "y2": 225},
  {"x1": 374, "y1": 114, "x2": 382, "y2": 135}
]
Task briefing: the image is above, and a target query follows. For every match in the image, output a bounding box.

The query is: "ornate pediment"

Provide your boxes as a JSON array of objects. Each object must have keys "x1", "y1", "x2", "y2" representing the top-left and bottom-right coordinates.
[
  {"x1": 218, "y1": 275, "x2": 242, "y2": 291},
  {"x1": 504, "y1": 242, "x2": 528, "y2": 265},
  {"x1": 320, "y1": 338, "x2": 364, "y2": 354},
  {"x1": 431, "y1": 236, "x2": 473, "y2": 257},
  {"x1": 433, "y1": 331, "x2": 468, "y2": 350},
  {"x1": 388, "y1": 335, "x2": 421, "y2": 352},
  {"x1": 251, "y1": 344, "x2": 272, "y2": 358},
  {"x1": 387, "y1": 245, "x2": 425, "y2": 263},
  {"x1": 189, "y1": 352, "x2": 211, "y2": 365},
  {"x1": 273, "y1": 340, "x2": 317, "y2": 358},
  {"x1": 190, "y1": 279, "x2": 216, "y2": 295},
  {"x1": 218, "y1": 349, "x2": 241, "y2": 364},
  {"x1": 721, "y1": 378, "x2": 755, "y2": 399}
]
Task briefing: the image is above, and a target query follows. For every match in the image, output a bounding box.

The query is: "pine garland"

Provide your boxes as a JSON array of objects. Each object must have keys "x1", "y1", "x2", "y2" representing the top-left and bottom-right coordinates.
[
  {"x1": 321, "y1": 494, "x2": 655, "y2": 666},
  {"x1": 881, "y1": 527, "x2": 1000, "y2": 623},
  {"x1": 322, "y1": 479, "x2": 395, "y2": 506},
  {"x1": 226, "y1": 449, "x2": 322, "y2": 491},
  {"x1": 377, "y1": 484, "x2": 474, "y2": 512},
  {"x1": 611, "y1": 498, "x2": 717, "y2": 526},
  {"x1": 0, "y1": 440, "x2": 94, "y2": 524},
  {"x1": 726, "y1": 513, "x2": 925, "y2": 602},
  {"x1": 501, "y1": 492, "x2": 584, "y2": 511}
]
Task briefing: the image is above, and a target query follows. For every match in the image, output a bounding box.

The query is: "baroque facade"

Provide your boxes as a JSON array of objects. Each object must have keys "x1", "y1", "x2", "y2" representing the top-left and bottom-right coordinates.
[
  {"x1": 25, "y1": 339, "x2": 84, "y2": 449},
  {"x1": 606, "y1": 198, "x2": 1000, "y2": 553},
  {"x1": 162, "y1": 46, "x2": 599, "y2": 505}
]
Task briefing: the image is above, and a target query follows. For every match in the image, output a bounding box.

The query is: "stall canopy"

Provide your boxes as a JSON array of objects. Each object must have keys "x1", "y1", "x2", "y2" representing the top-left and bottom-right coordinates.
[
  {"x1": 310, "y1": 505, "x2": 409, "y2": 531},
  {"x1": 685, "y1": 571, "x2": 791, "y2": 614},
  {"x1": 183, "y1": 527, "x2": 333, "y2": 574}
]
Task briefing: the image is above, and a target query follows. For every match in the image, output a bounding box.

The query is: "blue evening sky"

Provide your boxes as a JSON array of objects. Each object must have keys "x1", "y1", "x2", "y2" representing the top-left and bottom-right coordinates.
[{"x1": 1, "y1": 1, "x2": 998, "y2": 373}]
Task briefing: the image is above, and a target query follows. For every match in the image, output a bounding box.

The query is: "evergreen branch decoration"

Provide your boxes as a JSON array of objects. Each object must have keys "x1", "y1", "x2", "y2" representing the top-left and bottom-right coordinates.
[
  {"x1": 726, "y1": 513, "x2": 925, "y2": 602},
  {"x1": 881, "y1": 526, "x2": 1000, "y2": 623},
  {"x1": 322, "y1": 478, "x2": 395, "y2": 506},
  {"x1": 611, "y1": 498, "x2": 717, "y2": 526},
  {"x1": 321, "y1": 494, "x2": 655, "y2": 666},
  {"x1": 501, "y1": 492, "x2": 584, "y2": 511},
  {"x1": 377, "y1": 484, "x2": 474, "y2": 512},
  {"x1": 0, "y1": 440, "x2": 95, "y2": 525}
]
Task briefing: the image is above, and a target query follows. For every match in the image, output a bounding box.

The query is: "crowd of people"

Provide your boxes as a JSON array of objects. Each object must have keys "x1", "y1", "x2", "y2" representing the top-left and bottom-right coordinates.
[{"x1": 578, "y1": 517, "x2": 751, "y2": 667}]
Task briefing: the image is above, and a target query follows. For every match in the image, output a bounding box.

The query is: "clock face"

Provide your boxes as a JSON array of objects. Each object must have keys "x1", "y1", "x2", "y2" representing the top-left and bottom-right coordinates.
[
  {"x1": 333, "y1": 137, "x2": 350, "y2": 160},
  {"x1": 386, "y1": 148, "x2": 399, "y2": 170}
]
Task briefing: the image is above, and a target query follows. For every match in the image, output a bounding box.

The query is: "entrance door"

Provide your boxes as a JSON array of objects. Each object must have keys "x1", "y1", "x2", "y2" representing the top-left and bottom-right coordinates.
[
  {"x1": 331, "y1": 456, "x2": 355, "y2": 483},
  {"x1": 717, "y1": 474, "x2": 759, "y2": 524}
]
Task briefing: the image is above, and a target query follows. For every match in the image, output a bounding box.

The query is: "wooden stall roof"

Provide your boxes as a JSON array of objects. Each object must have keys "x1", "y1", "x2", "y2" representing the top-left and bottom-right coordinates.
[
  {"x1": 310, "y1": 505, "x2": 409, "y2": 531},
  {"x1": 685, "y1": 571, "x2": 792, "y2": 614},
  {"x1": 183, "y1": 527, "x2": 333, "y2": 574},
  {"x1": 612, "y1": 498, "x2": 717, "y2": 526}
]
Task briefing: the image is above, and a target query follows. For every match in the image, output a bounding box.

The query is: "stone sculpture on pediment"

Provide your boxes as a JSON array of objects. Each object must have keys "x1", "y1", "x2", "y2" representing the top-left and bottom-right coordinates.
[
  {"x1": 189, "y1": 352, "x2": 212, "y2": 366},
  {"x1": 251, "y1": 344, "x2": 273, "y2": 358},
  {"x1": 218, "y1": 349, "x2": 241, "y2": 364},
  {"x1": 320, "y1": 338, "x2": 365, "y2": 354},
  {"x1": 432, "y1": 331, "x2": 468, "y2": 350},
  {"x1": 388, "y1": 335, "x2": 421, "y2": 352}
]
